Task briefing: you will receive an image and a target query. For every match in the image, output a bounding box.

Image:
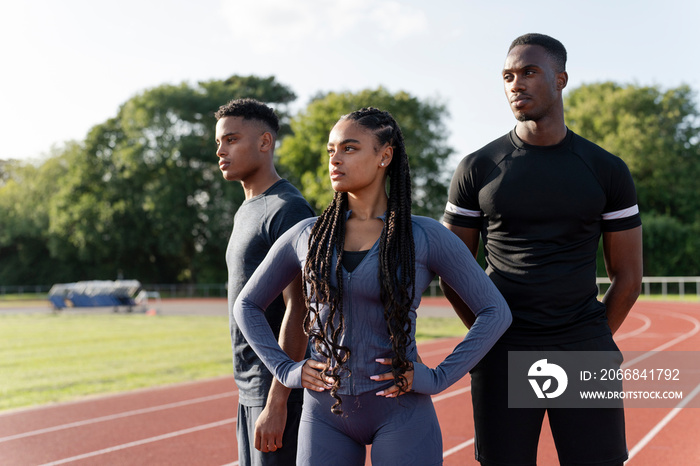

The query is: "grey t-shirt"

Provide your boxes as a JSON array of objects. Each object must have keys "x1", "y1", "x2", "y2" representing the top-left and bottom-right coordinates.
[{"x1": 226, "y1": 179, "x2": 314, "y2": 406}]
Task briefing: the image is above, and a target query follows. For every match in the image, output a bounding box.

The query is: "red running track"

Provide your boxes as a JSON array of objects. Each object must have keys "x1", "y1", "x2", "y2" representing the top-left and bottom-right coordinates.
[{"x1": 1, "y1": 301, "x2": 699, "y2": 465}]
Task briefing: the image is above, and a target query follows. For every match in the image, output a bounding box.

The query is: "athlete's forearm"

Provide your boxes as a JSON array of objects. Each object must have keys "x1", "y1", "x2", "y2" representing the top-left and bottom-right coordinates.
[
  {"x1": 440, "y1": 278, "x2": 477, "y2": 328},
  {"x1": 603, "y1": 278, "x2": 641, "y2": 334}
]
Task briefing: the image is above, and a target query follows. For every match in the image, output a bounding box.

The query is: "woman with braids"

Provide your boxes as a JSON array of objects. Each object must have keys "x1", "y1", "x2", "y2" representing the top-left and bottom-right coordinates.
[{"x1": 233, "y1": 107, "x2": 511, "y2": 465}]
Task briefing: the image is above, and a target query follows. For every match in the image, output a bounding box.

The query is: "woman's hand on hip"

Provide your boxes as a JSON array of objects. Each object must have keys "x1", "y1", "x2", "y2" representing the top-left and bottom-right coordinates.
[
  {"x1": 370, "y1": 358, "x2": 414, "y2": 397},
  {"x1": 301, "y1": 359, "x2": 334, "y2": 392}
]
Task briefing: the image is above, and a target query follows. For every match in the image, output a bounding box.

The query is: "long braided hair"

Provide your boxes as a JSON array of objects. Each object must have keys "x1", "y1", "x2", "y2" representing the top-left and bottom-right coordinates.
[{"x1": 303, "y1": 108, "x2": 416, "y2": 414}]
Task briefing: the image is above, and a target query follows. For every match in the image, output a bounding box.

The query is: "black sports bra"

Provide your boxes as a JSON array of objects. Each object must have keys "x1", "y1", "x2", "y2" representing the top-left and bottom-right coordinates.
[{"x1": 342, "y1": 250, "x2": 369, "y2": 272}]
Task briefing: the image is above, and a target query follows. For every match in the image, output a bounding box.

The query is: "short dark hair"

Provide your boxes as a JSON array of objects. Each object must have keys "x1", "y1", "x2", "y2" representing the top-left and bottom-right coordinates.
[
  {"x1": 214, "y1": 98, "x2": 280, "y2": 135},
  {"x1": 508, "y1": 33, "x2": 567, "y2": 72}
]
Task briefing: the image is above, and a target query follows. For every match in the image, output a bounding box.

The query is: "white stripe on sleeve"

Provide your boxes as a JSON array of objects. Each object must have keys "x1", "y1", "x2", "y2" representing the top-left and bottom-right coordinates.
[
  {"x1": 445, "y1": 202, "x2": 481, "y2": 218},
  {"x1": 602, "y1": 205, "x2": 639, "y2": 220}
]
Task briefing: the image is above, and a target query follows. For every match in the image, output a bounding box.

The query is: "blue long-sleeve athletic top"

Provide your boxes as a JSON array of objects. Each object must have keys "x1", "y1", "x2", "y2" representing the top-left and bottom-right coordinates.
[{"x1": 233, "y1": 214, "x2": 512, "y2": 396}]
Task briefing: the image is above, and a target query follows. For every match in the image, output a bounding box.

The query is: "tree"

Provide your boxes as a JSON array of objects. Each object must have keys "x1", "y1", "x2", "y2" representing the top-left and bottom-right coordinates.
[
  {"x1": 565, "y1": 82, "x2": 700, "y2": 224},
  {"x1": 277, "y1": 88, "x2": 453, "y2": 218},
  {"x1": 0, "y1": 152, "x2": 75, "y2": 285},
  {"x1": 641, "y1": 213, "x2": 700, "y2": 276},
  {"x1": 565, "y1": 82, "x2": 700, "y2": 276},
  {"x1": 2, "y1": 75, "x2": 296, "y2": 286}
]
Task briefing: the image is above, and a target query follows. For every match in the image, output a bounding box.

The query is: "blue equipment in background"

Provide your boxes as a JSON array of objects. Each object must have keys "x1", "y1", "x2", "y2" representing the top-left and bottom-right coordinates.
[{"x1": 48, "y1": 280, "x2": 142, "y2": 311}]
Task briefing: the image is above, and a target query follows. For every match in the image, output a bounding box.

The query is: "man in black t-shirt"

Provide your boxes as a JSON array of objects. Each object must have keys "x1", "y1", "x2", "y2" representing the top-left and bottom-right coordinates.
[{"x1": 442, "y1": 34, "x2": 642, "y2": 466}]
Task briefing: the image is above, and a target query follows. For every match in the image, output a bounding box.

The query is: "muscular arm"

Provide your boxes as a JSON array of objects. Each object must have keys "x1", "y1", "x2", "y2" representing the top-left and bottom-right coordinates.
[
  {"x1": 255, "y1": 273, "x2": 308, "y2": 452},
  {"x1": 602, "y1": 226, "x2": 643, "y2": 334},
  {"x1": 439, "y1": 223, "x2": 481, "y2": 328}
]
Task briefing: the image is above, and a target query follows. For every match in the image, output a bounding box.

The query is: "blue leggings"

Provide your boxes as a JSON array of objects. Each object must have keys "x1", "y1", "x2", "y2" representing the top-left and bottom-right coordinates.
[{"x1": 297, "y1": 389, "x2": 443, "y2": 465}]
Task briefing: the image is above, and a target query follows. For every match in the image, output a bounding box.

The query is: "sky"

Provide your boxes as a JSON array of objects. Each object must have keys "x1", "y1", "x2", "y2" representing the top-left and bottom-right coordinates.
[{"x1": 1, "y1": 0, "x2": 698, "y2": 171}]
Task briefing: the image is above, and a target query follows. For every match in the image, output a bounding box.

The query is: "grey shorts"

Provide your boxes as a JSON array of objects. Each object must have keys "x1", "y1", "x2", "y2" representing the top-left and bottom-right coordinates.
[{"x1": 237, "y1": 400, "x2": 303, "y2": 466}]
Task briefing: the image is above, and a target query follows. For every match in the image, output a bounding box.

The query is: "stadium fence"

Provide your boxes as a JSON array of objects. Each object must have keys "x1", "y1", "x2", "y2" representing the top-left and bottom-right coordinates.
[{"x1": 2, "y1": 277, "x2": 700, "y2": 300}]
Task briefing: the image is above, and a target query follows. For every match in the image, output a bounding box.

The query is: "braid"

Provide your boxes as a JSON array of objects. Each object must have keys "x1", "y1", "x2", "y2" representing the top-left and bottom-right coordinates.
[
  {"x1": 304, "y1": 107, "x2": 416, "y2": 414},
  {"x1": 303, "y1": 192, "x2": 351, "y2": 414},
  {"x1": 342, "y1": 108, "x2": 417, "y2": 397},
  {"x1": 369, "y1": 111, "x2": 416, "y2": 394}
]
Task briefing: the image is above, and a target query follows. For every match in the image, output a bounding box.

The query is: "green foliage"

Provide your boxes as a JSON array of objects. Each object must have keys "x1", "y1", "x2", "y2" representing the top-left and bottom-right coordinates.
[
  {"x1": 0, "y1": 154, "x2": 70, "y2": 284},
  {"x1": 640, "y1": 213, "x2": 700, "y2": 276},
  {"x1": 566, "y1": 82, "x2": 700, "y2": 276},
  {"x1": 565, "y1": 82, "x2": 700, "y2": 224},
  {"x1": 0, "y1": 76, "x2": 295, "y2": 285},
  {"x1": 277, "y1": 88, "x2": 453, "y2": 218},
  {"x1": 3, "y1": 79, "x2": 700, "y2": 285}
]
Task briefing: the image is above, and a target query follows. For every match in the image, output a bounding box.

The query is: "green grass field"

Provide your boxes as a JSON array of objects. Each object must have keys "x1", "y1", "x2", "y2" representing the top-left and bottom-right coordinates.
[
  {"x1": 1, "y1": 293, "x2": 696, "y2": 412},
  {"x1": 0, "y1": 313, "x2": 466, "y2": 411}
]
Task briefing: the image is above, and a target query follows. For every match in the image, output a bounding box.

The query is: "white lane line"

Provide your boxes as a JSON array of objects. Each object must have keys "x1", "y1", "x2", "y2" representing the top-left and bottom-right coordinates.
[
  {"x1": 622, "y1": 307, "x2": 700, "y2": 462},
  {"x1": 622, "y1": 310, "x2": 700, "y2": 369},
  {"x1": 34, "y1": 306, "x2": 693, "y2": 464},
  {"x1": 434, "y1": 385, "x2": 473, "y2": 459},
  {"x1": 626, "y1": 381, "x2": 700, "y2": 462},
  {"x1": 38, "y1": 418, "x2": 236, "y2": 466},
  {"x1": 418, "y1": 339, "x2": 466, "y2": 359},
  {"x1": 443, "y1": 438, "x2": 475, "y2": 458},
  {"x1": 433, "y1": 307, "x2": 700, "y2": 463},
  {"x1": 0, "y1": 391, "x2": 237, "y2": 443},
  {"x1": 433, "y1": 386, "x2": 471, "y2": 402},
  {"x1": 431, "y1": 306, "x2": 700, "y2": 463},
  {"x1": 35, "y1": 384, "x2": 472, "y2": 465},
  {"x1": 11, "y1": 335, "x2": 469, "y2": 464},
  {"x1": 616, "y1": 313, "x2": 652, "y2": 341}
]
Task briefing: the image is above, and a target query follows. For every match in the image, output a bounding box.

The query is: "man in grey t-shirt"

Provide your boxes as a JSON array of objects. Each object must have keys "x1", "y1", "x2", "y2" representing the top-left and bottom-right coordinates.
[{"x1": 215, "y1": 98, "x2": 314, "y2": 466}]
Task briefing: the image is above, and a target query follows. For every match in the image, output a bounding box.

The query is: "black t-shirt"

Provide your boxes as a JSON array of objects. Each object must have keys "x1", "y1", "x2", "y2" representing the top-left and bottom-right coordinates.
[{"x1": 444, "y1": 128, "x2": 641, "y2": 344}]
